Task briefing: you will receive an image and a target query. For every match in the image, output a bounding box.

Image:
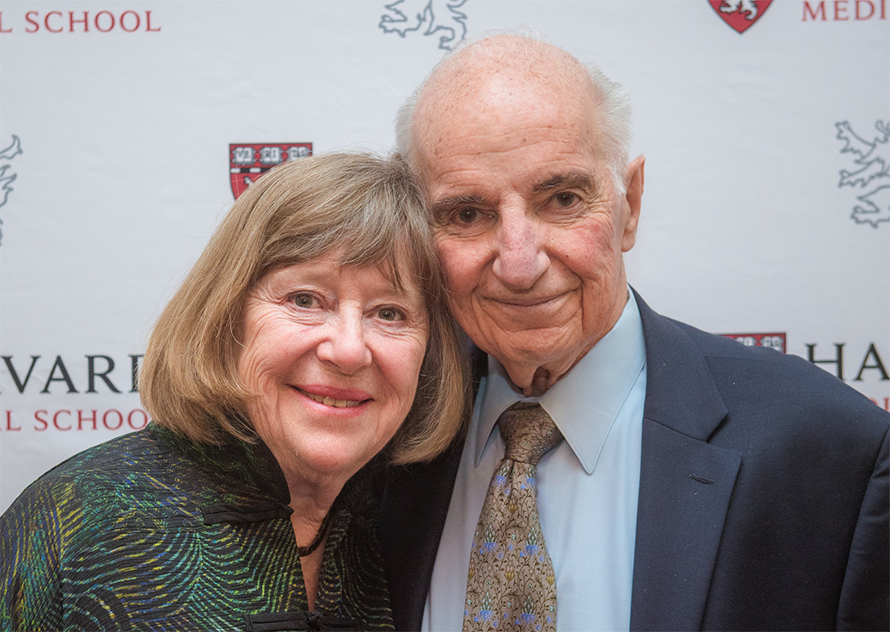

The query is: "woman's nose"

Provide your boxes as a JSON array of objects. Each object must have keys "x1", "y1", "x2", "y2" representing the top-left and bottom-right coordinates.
[{"x1": 316, "y1": 313, "x2": 373, "y2": 374}]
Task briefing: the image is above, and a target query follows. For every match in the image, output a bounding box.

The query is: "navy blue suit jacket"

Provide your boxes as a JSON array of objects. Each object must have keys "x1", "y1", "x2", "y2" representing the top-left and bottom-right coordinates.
[{"x1": 379, "y1": 293, "x2": 889, "y2": 631}]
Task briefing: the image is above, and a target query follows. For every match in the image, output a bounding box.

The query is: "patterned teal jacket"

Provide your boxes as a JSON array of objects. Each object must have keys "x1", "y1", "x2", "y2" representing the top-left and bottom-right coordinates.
[{"x1": 0, "y1": 423, "x2": 394, "y2": 631}]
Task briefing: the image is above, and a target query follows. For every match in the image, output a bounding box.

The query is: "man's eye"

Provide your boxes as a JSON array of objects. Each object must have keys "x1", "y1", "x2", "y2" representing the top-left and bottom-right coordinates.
[
  {"x1": 456, "y1": 209, "x2": 479, "y2": 224},
  {"x1": 292, "y1": 294, "x2": 315, "y2": 308},
  {"x1": 553, "y1": 192, "x2": 578, "y2": 207},
  {"x1": 377, "y1": 307, "x2": 402, "y2": 321}
]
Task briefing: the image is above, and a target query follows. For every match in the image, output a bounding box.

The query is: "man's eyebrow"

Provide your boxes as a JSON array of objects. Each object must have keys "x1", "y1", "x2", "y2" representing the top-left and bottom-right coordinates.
[
  {"x1": 430, "y1": 195, "x2": 488, "y2": 219},
  {"x1": 532, "y1": 172, "x2": 596, "y2": 193}
]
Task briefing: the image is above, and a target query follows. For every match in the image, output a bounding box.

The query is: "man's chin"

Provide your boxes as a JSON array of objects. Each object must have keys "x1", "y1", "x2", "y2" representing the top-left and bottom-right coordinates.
[{"x1": 486, "y1": 336, "x2": 579, "y2": 380}]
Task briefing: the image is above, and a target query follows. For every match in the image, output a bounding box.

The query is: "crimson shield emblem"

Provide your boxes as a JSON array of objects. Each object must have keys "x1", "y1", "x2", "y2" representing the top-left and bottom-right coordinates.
[
  {"x1": 721, "y1": 332, "x2": 786, "y2": 353},
  {"x1": 708, "y1": 0, "x2": 773, "y2": 33},
  {"x1": 229, "y1": 143, "x2": 313, "y2": 198}
]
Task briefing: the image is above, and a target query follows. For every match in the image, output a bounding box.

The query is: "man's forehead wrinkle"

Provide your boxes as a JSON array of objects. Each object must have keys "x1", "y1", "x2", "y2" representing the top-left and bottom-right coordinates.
[
  {"x1": 417, "y1": 85, "x2": 600, "y2": 165},
  {"x1": 533, "y1": 172, "x2": 595, "y2": 193},
  {"x1": 426, "y1": 124, "x2": 596, "y2": 165},
  {"x1": 427, "y1": 142, "x2": 602, "y2": 196}
]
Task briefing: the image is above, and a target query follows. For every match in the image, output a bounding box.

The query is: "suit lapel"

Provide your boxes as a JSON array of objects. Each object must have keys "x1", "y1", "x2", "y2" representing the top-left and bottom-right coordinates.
[{"x1": 630, "y1": 292, "x2": 741, "y2": 631}]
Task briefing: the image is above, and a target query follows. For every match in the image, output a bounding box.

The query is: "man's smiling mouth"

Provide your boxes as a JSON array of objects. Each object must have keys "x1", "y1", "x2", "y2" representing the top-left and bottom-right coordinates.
[{"x1": 489, "y1": 293, "x2": 567, "y2": 308}]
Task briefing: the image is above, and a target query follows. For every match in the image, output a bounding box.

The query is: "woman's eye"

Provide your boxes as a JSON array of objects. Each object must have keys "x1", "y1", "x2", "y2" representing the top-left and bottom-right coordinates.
[
  {"x1": 553, "y1": 192, "x2": 578, "y2": 207},
  {"x1": 292, "y1": 294, "x2": 316, "y2": 308},
  {"x1": 456, "y1": 209, "x2": 479, "y2": 224},
  {"x1": 377, "y1": 307, "x2": 402, "y2": 322}
]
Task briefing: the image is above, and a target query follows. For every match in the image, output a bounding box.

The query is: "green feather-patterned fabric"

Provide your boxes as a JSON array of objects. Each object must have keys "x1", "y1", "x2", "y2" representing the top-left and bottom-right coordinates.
[{"x1": 0, "y1": 423, "x2": 394, "y2": 631}]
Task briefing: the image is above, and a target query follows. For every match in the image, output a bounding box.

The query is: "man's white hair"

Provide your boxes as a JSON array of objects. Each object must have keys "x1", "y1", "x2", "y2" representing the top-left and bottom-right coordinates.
[{"x1": 395, "y1": 28, "x2": 633, "y2": 194}]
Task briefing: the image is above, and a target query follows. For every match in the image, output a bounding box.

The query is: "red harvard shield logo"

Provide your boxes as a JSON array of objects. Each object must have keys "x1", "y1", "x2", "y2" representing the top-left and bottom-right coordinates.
[
  {"x1": 721, "y1": 333, "x2": 786, "y2": 353},
  {"x1": 229, "y1": 143, "x2": 313, "y2": 198},
  {"x1": 708, "y1": 0, "x2": 773, "y2": 33}
]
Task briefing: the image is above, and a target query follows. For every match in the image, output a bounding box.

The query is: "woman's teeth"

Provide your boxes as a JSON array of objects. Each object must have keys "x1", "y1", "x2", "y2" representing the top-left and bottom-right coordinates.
[{"x1": 304, "y1": 392, "x2": 361, "y2": 408}]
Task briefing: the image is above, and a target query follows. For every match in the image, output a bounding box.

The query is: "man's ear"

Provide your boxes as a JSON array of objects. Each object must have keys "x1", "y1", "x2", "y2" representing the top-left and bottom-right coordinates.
[{"x1": 621, "y1": 155, "x2": 645, "y2": 252}]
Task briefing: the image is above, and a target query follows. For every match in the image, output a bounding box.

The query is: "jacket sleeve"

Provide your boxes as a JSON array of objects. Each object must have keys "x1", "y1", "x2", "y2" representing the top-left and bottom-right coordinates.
[
  {"x1": 0, "y1": 479, "x2": 65, "y2": 631},
  {"x1": 836, "y1": 427, "x2": 889, "y2": 631}
]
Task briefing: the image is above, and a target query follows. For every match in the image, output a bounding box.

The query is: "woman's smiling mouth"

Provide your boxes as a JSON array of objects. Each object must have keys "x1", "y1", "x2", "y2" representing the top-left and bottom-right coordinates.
[{"x1": 294, "y1": 387, "x2": 365, "y2": 408}]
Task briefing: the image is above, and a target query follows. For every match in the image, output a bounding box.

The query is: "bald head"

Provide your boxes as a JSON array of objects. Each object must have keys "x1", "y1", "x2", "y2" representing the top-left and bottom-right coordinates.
[{"x1": 396, "y1": 34, "x2": 631, "y2": 192}]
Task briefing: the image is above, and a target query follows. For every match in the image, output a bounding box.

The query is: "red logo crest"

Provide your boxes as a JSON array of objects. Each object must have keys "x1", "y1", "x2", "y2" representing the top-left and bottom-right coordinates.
[
  {"x1": 721, "y1": 332, "x2": 786, "y2": 353},
  {"x1": 708, "y1": 0, "x2": 773, "y2": 33},
  {"x1": 229, "y1": 143, "x2": 313, "y2": 198}
]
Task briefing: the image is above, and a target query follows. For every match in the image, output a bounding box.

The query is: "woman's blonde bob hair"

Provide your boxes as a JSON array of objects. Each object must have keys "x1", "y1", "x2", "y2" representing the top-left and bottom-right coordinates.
[{"x1": 140, "y1": 152, "x2": 467, "y2": 465}]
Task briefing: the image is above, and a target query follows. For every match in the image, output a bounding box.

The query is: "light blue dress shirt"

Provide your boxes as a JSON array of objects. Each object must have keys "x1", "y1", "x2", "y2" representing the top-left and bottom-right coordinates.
[{"x1": 422, "y1": 291, "x2": 647, "y2": 632}]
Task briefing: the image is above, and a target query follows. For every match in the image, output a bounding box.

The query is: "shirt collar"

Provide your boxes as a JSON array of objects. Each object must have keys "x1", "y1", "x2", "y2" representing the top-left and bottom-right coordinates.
[{"x1": 473, "y1": 289, "x2": 646, "y2": 474}]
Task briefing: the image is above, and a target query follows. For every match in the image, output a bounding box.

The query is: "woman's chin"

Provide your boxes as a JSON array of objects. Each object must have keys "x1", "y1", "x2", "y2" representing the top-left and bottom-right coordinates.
[{"x1": 289, "y1": 440, "x2": 378, "y2": 485}]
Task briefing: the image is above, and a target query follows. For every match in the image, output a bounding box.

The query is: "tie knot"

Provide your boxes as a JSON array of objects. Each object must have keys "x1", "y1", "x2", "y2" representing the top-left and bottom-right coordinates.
[{"x1": 497, "y1": 402, "x2": 563, "y2": 465}]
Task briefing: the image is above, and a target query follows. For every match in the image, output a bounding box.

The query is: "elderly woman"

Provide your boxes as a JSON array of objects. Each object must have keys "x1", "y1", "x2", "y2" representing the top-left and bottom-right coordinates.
[{"x1": 0, "y1": 152, "x2": 467, "y2": 630}]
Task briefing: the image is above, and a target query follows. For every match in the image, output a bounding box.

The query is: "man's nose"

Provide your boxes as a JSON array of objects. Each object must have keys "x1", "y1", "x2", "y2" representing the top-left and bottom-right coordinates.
[
  {"x1": 491, "y1": 211, "x2": 549, "y2": 290},
  {"x1": 316, "y1": 313, "x2": 372, "y2": 374}
]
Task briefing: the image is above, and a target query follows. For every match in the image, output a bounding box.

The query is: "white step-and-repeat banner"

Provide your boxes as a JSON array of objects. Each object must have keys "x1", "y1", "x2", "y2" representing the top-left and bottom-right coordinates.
[{"x1": 1, "y1": 0, "x2": 888, "y2": 512}]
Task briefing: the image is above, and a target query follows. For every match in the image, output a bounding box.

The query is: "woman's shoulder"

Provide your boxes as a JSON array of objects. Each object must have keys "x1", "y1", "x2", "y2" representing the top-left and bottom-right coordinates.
[
  {"x1": 12, "y1": 428, "x2": 149, "y2": 487},
  {"x1": 47, "y1": 425, "x2": 166, "y2": 475},
  {"x1": 8, "y1": 423, "x2": 258, "y2": 499},
  {"x1": 1, "y1": 428, "x2": 171, "y2": 528},
  {"x1": 0, "y1": 427, "x2": 174, "y2": 610},
  {"x1": 2, "y1": 423, "x2": 290, "y2": 532}
]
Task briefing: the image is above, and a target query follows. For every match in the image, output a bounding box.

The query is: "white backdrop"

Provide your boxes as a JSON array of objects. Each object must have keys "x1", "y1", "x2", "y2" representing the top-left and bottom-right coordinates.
[{"x1": 1, "y1": 0, "x2": 888, "y2": 512}]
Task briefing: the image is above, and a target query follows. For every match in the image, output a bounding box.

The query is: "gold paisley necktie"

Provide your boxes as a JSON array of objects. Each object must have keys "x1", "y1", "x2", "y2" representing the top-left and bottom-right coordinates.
[{"x1": 463, "y1": 401, "x2": 563, "y2": 632}]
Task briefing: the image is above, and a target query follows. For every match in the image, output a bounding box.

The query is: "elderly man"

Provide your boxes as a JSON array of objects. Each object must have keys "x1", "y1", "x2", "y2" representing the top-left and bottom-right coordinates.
[{"x1": 379, "y1": 34, "x2": 889, "y2": 631}]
